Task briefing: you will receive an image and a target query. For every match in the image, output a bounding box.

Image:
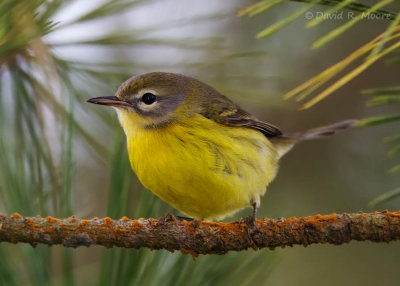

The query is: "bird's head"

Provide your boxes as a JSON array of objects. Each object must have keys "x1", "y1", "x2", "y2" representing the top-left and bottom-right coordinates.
[{"x1": 87, "y1": 72, "x2": 217, "y2": 129}]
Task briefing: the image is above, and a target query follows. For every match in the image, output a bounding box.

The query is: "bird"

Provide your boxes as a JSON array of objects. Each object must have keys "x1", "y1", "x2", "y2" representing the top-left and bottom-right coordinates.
[{"x1": 88, "y1": 72, "x2": 357, "y2": 221}]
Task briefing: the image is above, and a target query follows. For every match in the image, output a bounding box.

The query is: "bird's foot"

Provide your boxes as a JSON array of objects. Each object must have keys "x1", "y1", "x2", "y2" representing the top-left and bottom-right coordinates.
[
  {"x1": 176, "y1": 215, "x2": 194, "y2": 222},
  {"x1": 239, "y1": 215, "x2": 259, "y2": 250},
  {"x1": 160, "y1": 213, "x2": 178, "y2": 224},
  {"x1": 160, "y1": 213, "x2": 194, "y2": 224}
]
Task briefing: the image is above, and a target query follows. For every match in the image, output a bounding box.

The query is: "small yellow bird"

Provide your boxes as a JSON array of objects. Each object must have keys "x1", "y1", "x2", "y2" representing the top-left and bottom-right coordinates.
[{"x1": 88, "y1": 72, "x2": 357, "y2": 221}]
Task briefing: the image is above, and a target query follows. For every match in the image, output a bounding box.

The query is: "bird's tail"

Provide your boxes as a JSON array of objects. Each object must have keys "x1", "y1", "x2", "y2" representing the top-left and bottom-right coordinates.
[
  {"x1": 271, "y1": 119, "x2": 359, "y2": 159},
  {"x1": 288, "y1": 119, "x2": 359, "y2": 141}
]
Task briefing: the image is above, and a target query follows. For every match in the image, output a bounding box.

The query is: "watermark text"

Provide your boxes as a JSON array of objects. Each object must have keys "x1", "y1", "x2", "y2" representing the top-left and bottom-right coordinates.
[{"x1": 304, "y1": 11, "x2": 392, "y2": 21}]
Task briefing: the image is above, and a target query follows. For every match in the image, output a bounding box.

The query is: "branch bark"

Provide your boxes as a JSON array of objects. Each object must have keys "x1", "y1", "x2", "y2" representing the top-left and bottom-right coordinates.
[{"x1": 0, "y1": 211, "x2": 399, "y2": 256}]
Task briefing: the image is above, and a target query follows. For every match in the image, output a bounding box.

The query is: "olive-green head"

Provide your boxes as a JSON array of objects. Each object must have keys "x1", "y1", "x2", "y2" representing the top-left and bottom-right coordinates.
[
  {"x1": 88, "y1": 72, "x2": 226, "y2": 127},
  {"x1": 88, "y1": 71, "x2": 282, "y2": 136}
]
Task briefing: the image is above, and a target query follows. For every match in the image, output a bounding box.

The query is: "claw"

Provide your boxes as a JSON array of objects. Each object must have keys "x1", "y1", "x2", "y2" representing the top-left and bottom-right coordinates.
[
  {"x1": 160, "y1": 213, "x2": 178, "y2": 224},
  {"x1": 160, "y1": 213, "x2": 194, "y2": 224},
  {"x1": 176, "y1": 215, "x2": 194, "y2": 222}
]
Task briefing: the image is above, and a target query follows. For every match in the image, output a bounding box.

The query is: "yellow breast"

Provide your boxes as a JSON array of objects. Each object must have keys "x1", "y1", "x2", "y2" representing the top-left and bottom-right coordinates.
[{"x1": 116, "y1": 109, "x2": 279, "y2": 220}]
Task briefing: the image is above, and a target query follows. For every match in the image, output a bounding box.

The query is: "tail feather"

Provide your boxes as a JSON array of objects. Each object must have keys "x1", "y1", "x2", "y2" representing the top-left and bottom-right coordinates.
[
  {"x1": 290, "y1": 119, "x2": 359, "y2": 141},
  {"x1": 271, "y1": 119, "x2": 358, "y2": 159}
]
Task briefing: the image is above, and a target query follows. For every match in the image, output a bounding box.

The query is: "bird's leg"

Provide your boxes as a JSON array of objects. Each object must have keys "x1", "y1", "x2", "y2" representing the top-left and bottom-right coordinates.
[
  {"x1": 247, "y1": 198, "x2": 259, "y2": 226},
  {"x1": 251, "y1": 200, "x2": 258, "y2": 225}
]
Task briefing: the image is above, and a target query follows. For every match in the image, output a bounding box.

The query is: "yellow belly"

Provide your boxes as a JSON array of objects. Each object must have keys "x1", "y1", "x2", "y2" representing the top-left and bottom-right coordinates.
[{"x1": 117, "y1": 110, "x2": 279, "y2": 220}]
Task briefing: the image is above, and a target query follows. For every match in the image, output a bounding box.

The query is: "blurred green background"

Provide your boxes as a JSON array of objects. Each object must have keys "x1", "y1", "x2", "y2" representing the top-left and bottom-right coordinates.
[{"x1": 1, "y1": 0, "x2": 399, "y2": 285}]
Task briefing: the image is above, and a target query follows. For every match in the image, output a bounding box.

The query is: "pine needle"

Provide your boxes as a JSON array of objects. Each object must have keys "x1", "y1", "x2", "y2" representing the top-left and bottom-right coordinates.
[
  {"x1": 312, "y1": 0, "x2": 394, "y2": 49},
  {"x1": 256, "y1": 0, "x2": 320, "y2": 39},
  {"x1": 300, "y1": 38, "x2": 400, "y2": 109},
  {"x1": 284, "y1": 29, "x2": 400, "y2": 101},
  {"x1": 369, "y1": 187, "x2": 400, "y2": 206},
  {"x1": 306, "y1": 0, "x2": 354, "y2": 28}
]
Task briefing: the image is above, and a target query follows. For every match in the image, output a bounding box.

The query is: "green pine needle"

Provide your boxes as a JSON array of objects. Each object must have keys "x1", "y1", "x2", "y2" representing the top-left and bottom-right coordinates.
[
  {"x1": 362, "y1": 86, "x2": 400, "y2": 95},
  {"x1": 312, "y1": 0, "x2": 394, "y2": 49},
  {"x1": 383, "y1": 135, "x2": 400, "y2": 144},
  {"x1": 388, "y1": 145, "x2": 400, "y2": 158},
  {"x1": 367, "y1": 95, "x2": 400, "y2": 106},
  {"x1": 369, "y1": 187, "x2": 400, "y2": 206},
  {"x1": 389, "y1": 164, "x2": 400, "y2": 174},
  {"x1": 357, "y1": 114, "x2": 400, "y2": 127},
  {"x1": 256, "y1": 0, "x2": 320, "y2": 39}
]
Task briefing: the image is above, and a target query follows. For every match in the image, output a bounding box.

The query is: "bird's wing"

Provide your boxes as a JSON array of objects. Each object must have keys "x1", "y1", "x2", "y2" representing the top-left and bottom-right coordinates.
[{"x1": 200, "y1": 100, "x2": 282, "y2": 138}]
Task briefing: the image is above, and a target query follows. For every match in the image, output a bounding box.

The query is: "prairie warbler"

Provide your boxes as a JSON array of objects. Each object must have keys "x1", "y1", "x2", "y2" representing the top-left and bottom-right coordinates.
[{"x1": 88, "y1": 72, "x2": 356, "y2": 221}]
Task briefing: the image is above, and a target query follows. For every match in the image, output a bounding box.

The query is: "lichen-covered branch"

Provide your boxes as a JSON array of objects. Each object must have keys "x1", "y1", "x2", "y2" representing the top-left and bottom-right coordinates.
[{"x1": 0, "y1": 211, "x2": 399, "y2": 256}]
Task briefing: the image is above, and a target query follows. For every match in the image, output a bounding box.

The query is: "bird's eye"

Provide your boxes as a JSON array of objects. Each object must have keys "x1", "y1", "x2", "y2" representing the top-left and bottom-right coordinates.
[{"x1": 141, "y1": 93, "x2": 157, "y2": 105}]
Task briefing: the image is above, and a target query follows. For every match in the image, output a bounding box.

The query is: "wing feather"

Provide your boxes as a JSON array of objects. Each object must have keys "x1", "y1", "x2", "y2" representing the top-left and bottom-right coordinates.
[{"x1": 200, "y1": 101, "x2": 281, "y2": 137}]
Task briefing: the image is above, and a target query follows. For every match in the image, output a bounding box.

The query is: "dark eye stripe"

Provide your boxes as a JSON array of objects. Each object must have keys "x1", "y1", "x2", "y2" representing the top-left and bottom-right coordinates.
[{"x1": 142, "y1": 93, "x2": 157, "y2": 105}]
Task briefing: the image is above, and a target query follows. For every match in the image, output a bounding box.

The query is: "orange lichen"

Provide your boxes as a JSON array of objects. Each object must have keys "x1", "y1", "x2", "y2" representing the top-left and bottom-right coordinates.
[
  {"x1": 1, "y1": 211, "x2": 399, "y2": 253},
  {"x1": 131, "y1": 220, "x2": 142, "y2": 232},
  {"x1": 183, "y1": 220, "x2": 195, "y2": 234},
  {"x1": 104, "y1": 217, "x2": 112, "y2": 228},
  {"x1": 180, "y1": 248, "x2": 198, "y2": 259},
  {"x1": 11, "y1": 213, "x2": 22, "y2": 219},
  {"x1": 77, "y1": 220, "x2": 90, "y2": 231},
  {"x1": 272, "y1": 225, "x2": 280, "y2": 232},
  {"x1": 46, "y1": 216, "x2": 57, "y2": 223},
  {"x1": 389, "y1": 212, "x2": 400, "y2": 217},
  {"x1": 324, "y1": 214, "x2": 338, "y2": 223}
]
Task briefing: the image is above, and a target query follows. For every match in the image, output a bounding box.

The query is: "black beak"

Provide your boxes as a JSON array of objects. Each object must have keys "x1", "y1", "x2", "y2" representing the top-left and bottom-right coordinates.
[{"x1": 87, "y1": 96, "x2": 130, "y2": 107}]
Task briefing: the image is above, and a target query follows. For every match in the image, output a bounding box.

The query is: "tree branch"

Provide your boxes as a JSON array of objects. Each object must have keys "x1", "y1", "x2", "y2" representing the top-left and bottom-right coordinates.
[{"x1": 0, "y1": 211, "x2": 399, "y2": 256}]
